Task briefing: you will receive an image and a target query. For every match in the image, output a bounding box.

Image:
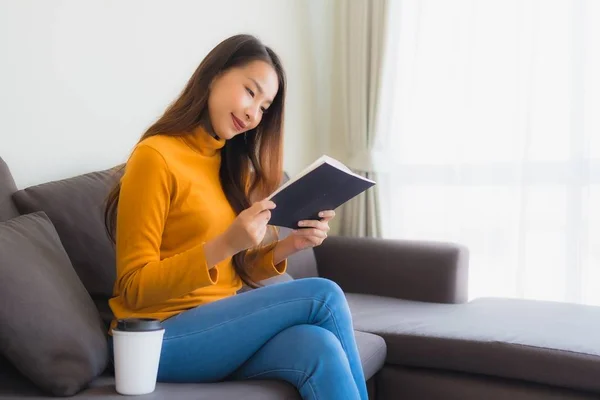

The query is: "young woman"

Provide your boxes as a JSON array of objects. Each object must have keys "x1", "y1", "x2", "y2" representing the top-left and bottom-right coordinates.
[{"x1": 104, "y1": 34, "x2": 368, "y2": 400}]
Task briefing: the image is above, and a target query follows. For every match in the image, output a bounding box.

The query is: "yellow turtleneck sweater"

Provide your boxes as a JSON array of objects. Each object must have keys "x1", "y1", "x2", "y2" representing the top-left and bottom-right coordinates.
[{"x1": 108, "y1": 128, "x2": 287, "y2": 327}]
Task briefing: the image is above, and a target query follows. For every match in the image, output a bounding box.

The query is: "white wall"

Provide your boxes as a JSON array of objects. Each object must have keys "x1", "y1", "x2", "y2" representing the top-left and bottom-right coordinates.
[
  {"x1": 305, "y1": 0, "x2": 336, "y2": 158},
  {"x1": 0, "y1": 0, "x2": 324, "y2": 188}
]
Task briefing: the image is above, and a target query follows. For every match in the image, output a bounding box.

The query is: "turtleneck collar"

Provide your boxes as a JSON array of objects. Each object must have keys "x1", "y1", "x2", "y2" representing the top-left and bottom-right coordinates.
[{"x1": 183, "y1": 125, "x2": 226, "y2": 156}]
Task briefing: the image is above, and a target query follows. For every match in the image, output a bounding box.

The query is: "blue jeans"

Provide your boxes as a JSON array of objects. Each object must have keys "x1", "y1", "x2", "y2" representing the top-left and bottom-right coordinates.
[{"x1": 111, "y1": 278, "x2": 368, "y2": 400}]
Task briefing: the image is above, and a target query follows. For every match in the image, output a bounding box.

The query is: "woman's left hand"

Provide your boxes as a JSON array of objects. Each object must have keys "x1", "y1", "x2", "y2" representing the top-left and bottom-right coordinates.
[{"x1": 289, "y1": 210, "x2": 335, "y2": 251}]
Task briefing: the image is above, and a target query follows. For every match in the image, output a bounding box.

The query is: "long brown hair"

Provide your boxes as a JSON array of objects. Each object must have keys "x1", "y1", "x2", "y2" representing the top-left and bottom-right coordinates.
[{"x1": 104, "y1": 34, "x2": 286, "y2": 289}]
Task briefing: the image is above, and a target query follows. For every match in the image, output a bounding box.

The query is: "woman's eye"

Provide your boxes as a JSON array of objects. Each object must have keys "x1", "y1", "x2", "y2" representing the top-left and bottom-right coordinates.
[
  {"x1": 246, "y1": 87, "x2": 255, "y2": 97},
  {"x1": 260, "y1": 107, "x2": 268, "y2": 113}
]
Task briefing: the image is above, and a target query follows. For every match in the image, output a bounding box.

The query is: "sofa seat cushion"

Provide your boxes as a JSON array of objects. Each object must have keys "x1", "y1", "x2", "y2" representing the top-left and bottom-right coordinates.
[
  {"x1": 346, "y1": 293, "x2": 600, "y2": 395},
  {"x1": 84, "y1": 330, "x2": 384, "y2": 398},
  {"x1": 0, "y1": 370, "x2": 301, "y2": 400},
  {"x1": 0, "y1": 366, "x2": 300, "y2": 400},
  {"x1": 354, "y1": 330, "x2": 387, "y2": 380}
]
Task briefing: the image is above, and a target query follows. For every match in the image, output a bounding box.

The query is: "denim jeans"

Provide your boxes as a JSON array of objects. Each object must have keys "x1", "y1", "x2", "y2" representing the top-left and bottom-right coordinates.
[{"x1": 111, "y1": 277, "x2": 367, "y2": 400}]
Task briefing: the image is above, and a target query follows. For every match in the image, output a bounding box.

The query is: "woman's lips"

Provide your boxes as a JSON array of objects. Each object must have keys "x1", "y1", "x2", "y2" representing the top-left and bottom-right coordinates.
[{"x1": 231, "y1": 114, "x2": 246, "y2": 131}]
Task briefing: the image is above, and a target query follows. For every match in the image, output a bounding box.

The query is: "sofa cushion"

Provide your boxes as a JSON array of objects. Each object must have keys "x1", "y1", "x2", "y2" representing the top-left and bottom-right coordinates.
[
  {"x1": 0, "y1": 212, "x2": 109, "y2": 396},
  {"x1": 354, "y1": 330, "x2": 387, "y2": 380},
  {"x1": 0, "y1": 157, "x2": 19, "y2": 222},
  {"x1": 0, "y1": 370, "x2": 301, "y2": 400},
  {"x1": 12, "y1": 167, "x2": 122, "y2": 297},
  {"x1": 345, "y1": 293, "x2": 600, "y2": 395}
]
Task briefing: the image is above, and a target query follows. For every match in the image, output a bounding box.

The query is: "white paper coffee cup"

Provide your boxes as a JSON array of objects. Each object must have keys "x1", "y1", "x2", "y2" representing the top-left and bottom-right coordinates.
[{"x1": 112, "y1": 318, "x2": 165, "y2": 395}]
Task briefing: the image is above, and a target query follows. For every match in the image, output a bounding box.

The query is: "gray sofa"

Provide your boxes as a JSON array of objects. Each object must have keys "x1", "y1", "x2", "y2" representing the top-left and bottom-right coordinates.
[{"x1": 1, "y1": 155, "x2": 599, "y2": 400}]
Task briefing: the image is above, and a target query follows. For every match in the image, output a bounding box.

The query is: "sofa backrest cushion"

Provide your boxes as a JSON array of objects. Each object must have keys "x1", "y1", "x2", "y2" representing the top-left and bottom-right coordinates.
[
  {"x1": 12, "y1": 166, "x2": 123, "y2": 298},
  {"x1": 0, "y1": 212, "x2": 108, "y2": 396},
  {"x1": 0, "y1": 157, "x2": 19, "y2": 222}
]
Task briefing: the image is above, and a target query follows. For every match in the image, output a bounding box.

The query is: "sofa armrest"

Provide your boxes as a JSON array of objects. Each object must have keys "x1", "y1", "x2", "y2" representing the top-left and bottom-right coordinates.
[{"x1": 313, "y1": 236, "x2": 469, "y2": 304}]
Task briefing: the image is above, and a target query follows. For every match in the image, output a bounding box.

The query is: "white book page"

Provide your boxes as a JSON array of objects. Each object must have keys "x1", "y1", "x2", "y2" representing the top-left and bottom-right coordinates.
[
  {"x1": 319, "y1": 155, "x2": 351, "y2": 173},
  {"x1": 320, "y1": 155, "x2": 376, "y2": 183}
]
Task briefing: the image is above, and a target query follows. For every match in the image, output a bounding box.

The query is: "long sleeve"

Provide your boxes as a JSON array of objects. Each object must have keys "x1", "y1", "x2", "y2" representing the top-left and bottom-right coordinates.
[
  {"x1": 244, "y1": 241, "x2": 288, "y2": 282},
  {"x1": 114, "y1": 145, "x2": 218, "y2": 311}
]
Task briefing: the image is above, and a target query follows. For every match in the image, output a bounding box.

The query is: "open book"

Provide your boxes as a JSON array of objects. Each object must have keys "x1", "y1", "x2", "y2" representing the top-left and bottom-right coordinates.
[{"x1": 267, "y1": 155, "x2": 376, "y2": 229}]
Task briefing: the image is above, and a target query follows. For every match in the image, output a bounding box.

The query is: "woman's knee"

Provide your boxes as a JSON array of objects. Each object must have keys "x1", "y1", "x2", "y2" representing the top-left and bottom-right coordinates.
[{"x1": 293, "y1": 277, "x2": 345, "y2": 299}]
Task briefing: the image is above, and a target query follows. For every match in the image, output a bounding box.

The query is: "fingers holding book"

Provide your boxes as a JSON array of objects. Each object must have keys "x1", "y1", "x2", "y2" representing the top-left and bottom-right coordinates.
[
  {"x1": 290, "y1": 210, "x2": 336, "y2": 249},
  {"x1": 222, "y1": 199, "x2": 277, "y2": 253},
  {"x1": 295, "y1": 220, "x2": 330, "y2": 234},
  {"x1": 318, "y1": 210, "x2": 336, "y2": 222}
]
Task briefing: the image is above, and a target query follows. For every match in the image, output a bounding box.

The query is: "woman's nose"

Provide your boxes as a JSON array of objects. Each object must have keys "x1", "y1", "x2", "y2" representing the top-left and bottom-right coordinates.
[{"x1": 245, "y1": 105, "x2": 260, "y2": 125}]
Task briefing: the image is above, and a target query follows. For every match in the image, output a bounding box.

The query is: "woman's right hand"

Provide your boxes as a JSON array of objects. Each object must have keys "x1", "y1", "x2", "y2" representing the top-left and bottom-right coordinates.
[{"x1": 223, "y1": 199, "x2": 276, "y2": 254}]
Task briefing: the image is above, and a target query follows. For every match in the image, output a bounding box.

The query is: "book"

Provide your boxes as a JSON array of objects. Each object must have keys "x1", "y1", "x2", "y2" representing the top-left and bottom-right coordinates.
[{"x1": 267, "y1": 155, "x2": 376, "y2": 229}]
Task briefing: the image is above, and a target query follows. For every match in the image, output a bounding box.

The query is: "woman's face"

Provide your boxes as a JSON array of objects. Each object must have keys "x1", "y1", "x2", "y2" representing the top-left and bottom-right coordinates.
[{"x1": 208, "y1": 60, "x2": 279, "y2": 140}]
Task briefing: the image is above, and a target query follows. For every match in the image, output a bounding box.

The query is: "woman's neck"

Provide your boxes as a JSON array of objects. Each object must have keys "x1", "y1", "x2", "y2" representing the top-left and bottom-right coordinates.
[
  {"x1": 199, "y1": 113, "x2": 219, "y2": 140},
  {"x1": 186, "y1": 124, "x2": 226, "y2": 157}
]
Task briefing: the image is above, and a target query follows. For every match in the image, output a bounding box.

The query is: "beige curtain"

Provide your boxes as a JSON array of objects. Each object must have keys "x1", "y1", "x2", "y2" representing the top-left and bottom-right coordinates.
[{"x1": 333, "y1": 0, "x2": 398, "y2": 237}]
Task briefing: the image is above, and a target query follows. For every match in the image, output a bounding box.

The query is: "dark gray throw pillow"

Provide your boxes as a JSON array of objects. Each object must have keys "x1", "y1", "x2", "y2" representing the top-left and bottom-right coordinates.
[
  {"x1": 0, "y1": 212, "x2": 109, "y2": 396},
  {"x1": 12, "y1": 167, "x2": 122, "y2": 297}
]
